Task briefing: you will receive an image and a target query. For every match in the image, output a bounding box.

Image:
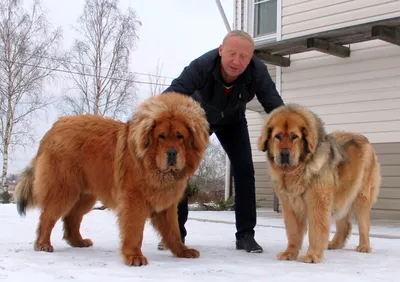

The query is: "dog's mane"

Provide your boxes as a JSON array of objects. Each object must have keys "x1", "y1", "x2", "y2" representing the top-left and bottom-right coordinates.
[
  {"x1": 131, "y1": 92, "x2": 209, "y2": 133},
  {"x1": 267, "y1": 103, "x2": 347, "y2": 176}
]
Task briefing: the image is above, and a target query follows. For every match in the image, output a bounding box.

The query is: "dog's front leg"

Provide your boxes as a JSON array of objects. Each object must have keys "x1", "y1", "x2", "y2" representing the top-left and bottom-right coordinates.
[
  {"x1": 277, "y1": 194, "x2": 307, "y2": 261},
  {"x1": 151, "y1": 203, "x2": 200, "y2": 259},
  {"x1": 300, "y1": 188, "x2": 331, "y2": 263},
  {"x1": 118, "y1": 194, "x2": 149, "y2": 266}
]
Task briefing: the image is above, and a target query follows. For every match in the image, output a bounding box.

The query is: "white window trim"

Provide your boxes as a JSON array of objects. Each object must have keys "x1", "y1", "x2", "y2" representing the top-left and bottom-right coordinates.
[{"x1": 246, "y1": 0, "x2": 282, "y2": 45}]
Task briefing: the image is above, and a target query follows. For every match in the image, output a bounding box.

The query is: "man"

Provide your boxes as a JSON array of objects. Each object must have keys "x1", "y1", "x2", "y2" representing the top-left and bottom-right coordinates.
[{"x1": 160, "y1": 30, "x2": 284, "y2": 253}]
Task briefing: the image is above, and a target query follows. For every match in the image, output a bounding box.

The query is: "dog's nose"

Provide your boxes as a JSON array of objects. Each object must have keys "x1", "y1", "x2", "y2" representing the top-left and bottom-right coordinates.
[
  {"x1": 280, "y1": 149, "x2": 290, "y2": 165},
  {"x1": 166, "y1": 148, "x2": 177, "y2": 166}
]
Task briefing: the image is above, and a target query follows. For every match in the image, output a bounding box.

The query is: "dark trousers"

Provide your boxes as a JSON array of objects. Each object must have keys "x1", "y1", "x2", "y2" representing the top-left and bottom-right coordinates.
[{"x1": 177, "y1": 117, "x2": 257, "y2": 241}]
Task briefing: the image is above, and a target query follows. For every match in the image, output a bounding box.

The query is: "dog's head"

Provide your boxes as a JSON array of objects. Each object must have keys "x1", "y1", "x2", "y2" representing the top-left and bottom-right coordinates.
[
  {"x1": 128, "y1": 92, "x2": 209, "y2": 179},
  {"x1": 258, "y1": 104, "x2": 325, "y2": 169}
]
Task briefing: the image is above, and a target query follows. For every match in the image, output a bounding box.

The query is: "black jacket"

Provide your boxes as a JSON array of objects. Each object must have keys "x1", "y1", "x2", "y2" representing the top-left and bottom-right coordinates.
[{"x1": 163, "y1": 48, "x2": 284, "y2": 126}]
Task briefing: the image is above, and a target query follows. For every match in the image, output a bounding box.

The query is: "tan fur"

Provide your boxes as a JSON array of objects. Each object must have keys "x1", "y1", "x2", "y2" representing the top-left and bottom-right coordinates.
[
  {"x1": 258, "y1": 103, "x2": 381, "y2": 263},
  {"x1": 14, "y1": 92, "x2": 210, "y2": 267}
]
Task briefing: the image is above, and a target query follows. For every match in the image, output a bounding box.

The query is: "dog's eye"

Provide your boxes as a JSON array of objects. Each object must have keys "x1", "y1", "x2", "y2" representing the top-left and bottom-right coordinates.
[
  {"x1": 177, "y1": 134, "x2": 184, "y2": 140},
  {"x1": 291, "y1": 134, "x2": 298, "y2": 140},
  {"x1": 275, "y1": 134, "x2": 282, "y2": 141},
  {"x1": 159, "y1": 134, "x2": 165, "y2": 140}
]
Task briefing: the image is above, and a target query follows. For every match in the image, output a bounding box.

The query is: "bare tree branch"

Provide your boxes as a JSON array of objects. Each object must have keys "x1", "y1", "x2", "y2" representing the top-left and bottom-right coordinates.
[
  {"x1": 192, "y1": 138, "x2": 226, "y2": 190},
  {"x1": 148, "y1": 59, "x2": 166, "y2": 97},
  {"x1": 0, "y1": 0, "x2": 62, "y2": 189},
  {"x1": 60, "y1": 0, "x2": 141, "y2": 119}
]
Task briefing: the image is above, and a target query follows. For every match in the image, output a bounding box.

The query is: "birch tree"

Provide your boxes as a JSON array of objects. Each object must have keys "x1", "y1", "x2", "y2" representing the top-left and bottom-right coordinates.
[
  {"x1": 0, "y1": 0, "x2": 62, "y2": 189},
  {"x1": 148, "y1": 59, "x2": 166, "y2": 97},
  {"x1": 61, "y1": 0, "x2": 141, "y2": 119},
  {"x1": 194, "y1": 138, "x2": 226, "y2": 189}
]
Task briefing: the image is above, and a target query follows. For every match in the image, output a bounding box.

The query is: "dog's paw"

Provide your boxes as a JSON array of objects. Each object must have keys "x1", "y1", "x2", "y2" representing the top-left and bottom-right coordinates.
[
  {"x1": 299, "y1": 253, "x2": 322, "y2": 263},
  {"x1": 328, "y1": 240, "x2": 344, "y2": 250},
  {"x1": 277, "y1": 250, "x2": 298, "y2": 261},
  {"x1": 123, "y1": 255, "x2": 149, "y2": 267},
  {"x1": 34, "y1": 243, "x2": 54, "y2": 252},
  {"x1": 356, "y1": 244, "x2": 371, "y2": 253},
  {"x1": 175, "y1": 248, "x2": 200, "y2": 258},
  {"x1": 69, "y1": 238, "x2": 93, "y2": 248}
]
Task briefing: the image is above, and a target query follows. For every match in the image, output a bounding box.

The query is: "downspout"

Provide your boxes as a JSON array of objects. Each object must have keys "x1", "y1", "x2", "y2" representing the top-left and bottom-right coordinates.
[
  {"x1": 214, "y1": 0, "x2": 233, "y2": 200},
  {"x1": 215, "y1": 0, "x2": 232, "y2": 32}
]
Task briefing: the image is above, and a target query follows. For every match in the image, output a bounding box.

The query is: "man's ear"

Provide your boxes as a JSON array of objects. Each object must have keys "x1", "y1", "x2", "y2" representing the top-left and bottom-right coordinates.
[
  {"x1": 258, "y1": 127, "x2": 272, "y2": 152},
  {"x1": 218, "y1": 44, "x2": 223, "y2": 56}
]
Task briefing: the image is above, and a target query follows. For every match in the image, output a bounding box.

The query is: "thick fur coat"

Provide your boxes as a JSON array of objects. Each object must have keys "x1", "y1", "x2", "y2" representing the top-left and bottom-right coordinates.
[
  {"x1": 14, "y1": 92, "x2": 210, "y2": 266},
  {"x1": 258, "y1": 103, "x2": 381, "y2": 263}
]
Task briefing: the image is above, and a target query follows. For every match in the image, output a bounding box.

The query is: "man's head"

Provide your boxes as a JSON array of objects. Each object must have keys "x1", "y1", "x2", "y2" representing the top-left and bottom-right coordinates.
[{"x1": 218, "y1": 30, "x2": 254, "y2": 84}]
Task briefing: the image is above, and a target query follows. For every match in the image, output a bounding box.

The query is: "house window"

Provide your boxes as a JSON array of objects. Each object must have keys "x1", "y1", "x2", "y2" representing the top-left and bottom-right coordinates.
[{"x1": 253, "y1": 0, "x2": 277, "y2": 38}]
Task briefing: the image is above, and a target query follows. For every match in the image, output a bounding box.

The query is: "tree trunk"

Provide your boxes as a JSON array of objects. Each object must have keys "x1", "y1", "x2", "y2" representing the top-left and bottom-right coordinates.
[
  {"x1": 1, "y1": 66, "x2": 13, "y2": 190},
  {"x1": 1, "y1": 99, "x2": 12, "y2": 190},
  {"x1": 1, "y1": 144, "x2": 9, "y2": 189}
]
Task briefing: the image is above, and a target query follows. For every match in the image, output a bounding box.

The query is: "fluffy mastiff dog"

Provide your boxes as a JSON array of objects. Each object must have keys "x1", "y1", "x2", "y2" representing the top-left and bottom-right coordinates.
[
  {"x1": 14, "y1": 92, "x2": 209, "y2": 266},
  {"x1": 258, "y1": 103, "x2": 381, "y2": 263}
]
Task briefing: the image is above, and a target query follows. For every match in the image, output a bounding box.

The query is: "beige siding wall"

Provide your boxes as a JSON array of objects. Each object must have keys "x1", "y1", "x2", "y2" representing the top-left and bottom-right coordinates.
[
  {"x1": 247, "y1": 111, "x2": 267, "y2": 162},
  {"x1": 246, "y1": 65, "x2": 276, "y2": 208},
  {"x1": 281, "y1": 40, "x2": 400, "y2": 143},
  {"x1": 254, "y1": 162, "x2": 275, "y2": 208},
  {"x1": 247, "y1": 64, "x2": 276, "y2": 161},
  {"x1": 277, "y1": 36, "x2": 400, "y2": 218},
  {"x1": 371, "y1": 143, "x2": 400, "y2": 220},
  {"x1": 282, "y1": 0, "x2": 400, "y2": 39},
  {"x1": 246, "y1": 64, "x2": 277, "y2": 208},
  {"x1": 236, "y1": 0, "x2": 400, "y2": 218},
  {"x1": 248, "y1": 111, "x2": 275, "y2": 209}
]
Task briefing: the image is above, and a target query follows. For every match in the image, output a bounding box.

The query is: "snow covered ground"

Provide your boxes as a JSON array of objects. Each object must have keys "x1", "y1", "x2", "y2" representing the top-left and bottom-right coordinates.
[{"x1": 0, "y1": 203, "x2": 399, "y2": 282}]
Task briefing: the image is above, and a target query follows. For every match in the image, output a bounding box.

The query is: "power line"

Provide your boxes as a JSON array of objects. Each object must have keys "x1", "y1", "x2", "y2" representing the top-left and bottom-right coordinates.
[
  {"x1": 0, "y1": 58, "x2": 173, "y2": 87},
  {"x1": 22, "y1": 53, "x2": 177, "y2": 81}
]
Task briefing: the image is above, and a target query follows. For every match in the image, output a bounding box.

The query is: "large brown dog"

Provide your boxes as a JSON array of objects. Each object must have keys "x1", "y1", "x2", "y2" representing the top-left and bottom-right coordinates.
[
  {"x1": 14, "y1": 92, "x2": 210, "y2": 266},
  {"x1": 258, "y1": 103, "x2": 381, "y2": 263}
]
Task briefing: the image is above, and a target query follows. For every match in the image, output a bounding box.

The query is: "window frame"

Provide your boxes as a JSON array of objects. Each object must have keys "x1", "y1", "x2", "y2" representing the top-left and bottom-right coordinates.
[{"x1": 246, "y1": 0, "x2": 281, "y2": 44}]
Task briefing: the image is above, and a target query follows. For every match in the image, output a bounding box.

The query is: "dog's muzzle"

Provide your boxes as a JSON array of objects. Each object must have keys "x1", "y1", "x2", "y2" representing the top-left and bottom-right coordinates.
[
  {"x1": 279, "y1": 149, "x2": 290, "y2": 165},
  {"x1": 166, "y1": 148, "x2": 177, "y2": 167}
]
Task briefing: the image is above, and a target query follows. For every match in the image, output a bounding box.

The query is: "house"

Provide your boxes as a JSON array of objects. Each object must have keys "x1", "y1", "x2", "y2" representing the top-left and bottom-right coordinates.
[{"x1": 231, "y1": 0, "x2": 400, "y2": 220}]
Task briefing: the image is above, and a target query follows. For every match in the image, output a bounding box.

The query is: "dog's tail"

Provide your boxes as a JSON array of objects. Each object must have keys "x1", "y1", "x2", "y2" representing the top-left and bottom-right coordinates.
[
  {"x1": 369, "y1": 151, "x2": 381, "y2": 205},
  {"x1": 14, "y1": 165, "x2": 37, "y2": 217}
]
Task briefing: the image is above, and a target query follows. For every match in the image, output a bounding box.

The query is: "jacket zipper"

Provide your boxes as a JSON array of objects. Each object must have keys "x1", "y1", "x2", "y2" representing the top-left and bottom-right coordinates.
[{"x1": 220, "y1": 92, "x2": 242, "y2": 119}]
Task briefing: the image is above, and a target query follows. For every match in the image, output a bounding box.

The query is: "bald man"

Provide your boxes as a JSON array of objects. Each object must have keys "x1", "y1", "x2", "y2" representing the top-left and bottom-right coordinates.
[{"x1": 160, "y1": 30, "x2": 284, "y2": 253}]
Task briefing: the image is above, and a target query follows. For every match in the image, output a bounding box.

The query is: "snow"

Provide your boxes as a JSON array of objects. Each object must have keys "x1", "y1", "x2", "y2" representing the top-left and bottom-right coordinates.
[{"x1": 0, "y1": 204, "x2": 399, "y2": 282}]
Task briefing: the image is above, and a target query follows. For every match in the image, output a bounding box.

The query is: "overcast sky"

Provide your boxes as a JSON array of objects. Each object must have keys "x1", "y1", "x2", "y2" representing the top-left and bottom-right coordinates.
[{"x1": 7, "y1": 0, "x2": 234, "y2": 174}]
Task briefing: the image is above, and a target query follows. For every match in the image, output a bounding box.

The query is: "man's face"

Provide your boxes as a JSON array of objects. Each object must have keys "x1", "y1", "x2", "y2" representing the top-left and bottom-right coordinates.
[{"x1": 218, "y1": 36, "x2": 253, "y2": 83}]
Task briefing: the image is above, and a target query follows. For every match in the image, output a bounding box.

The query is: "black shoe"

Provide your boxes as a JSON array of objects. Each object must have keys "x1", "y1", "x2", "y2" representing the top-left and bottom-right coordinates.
[
  {"x1": 157, "y1": 237, "x2": 185, "y2": 251},
  {"x1": 236, "y1": 234, "x2": 263, "y2": 253}
]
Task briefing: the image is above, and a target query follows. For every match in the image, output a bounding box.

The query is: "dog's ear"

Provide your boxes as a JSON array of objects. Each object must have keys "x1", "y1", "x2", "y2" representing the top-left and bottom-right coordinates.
[
  {"x1": 129, "y1": 115, "x2": 155, "y2": 158},
  {"x1": 258, "y1": 127, "x2": 272, "y2": 152},
  {"x1": 301, "y1": 126, "x2": 316, "y2": 154}
]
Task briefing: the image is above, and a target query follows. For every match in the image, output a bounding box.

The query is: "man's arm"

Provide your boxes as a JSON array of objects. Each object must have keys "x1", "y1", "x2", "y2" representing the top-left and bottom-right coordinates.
[
  {"x1": 254, "y1": 59, "x2": 284, "y2": 114},
  {"x1": 162, "y1": 58, "x2": 205, "y2": 96}
]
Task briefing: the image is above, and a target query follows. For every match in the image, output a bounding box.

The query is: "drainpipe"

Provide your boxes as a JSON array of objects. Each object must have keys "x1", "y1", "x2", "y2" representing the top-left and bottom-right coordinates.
[
  {"x1": 214, "y1": 0, "x2": 233, "y2": 200},
  {"x1": 215, "y1": 0, "x2": 232, "y2": 32}
]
